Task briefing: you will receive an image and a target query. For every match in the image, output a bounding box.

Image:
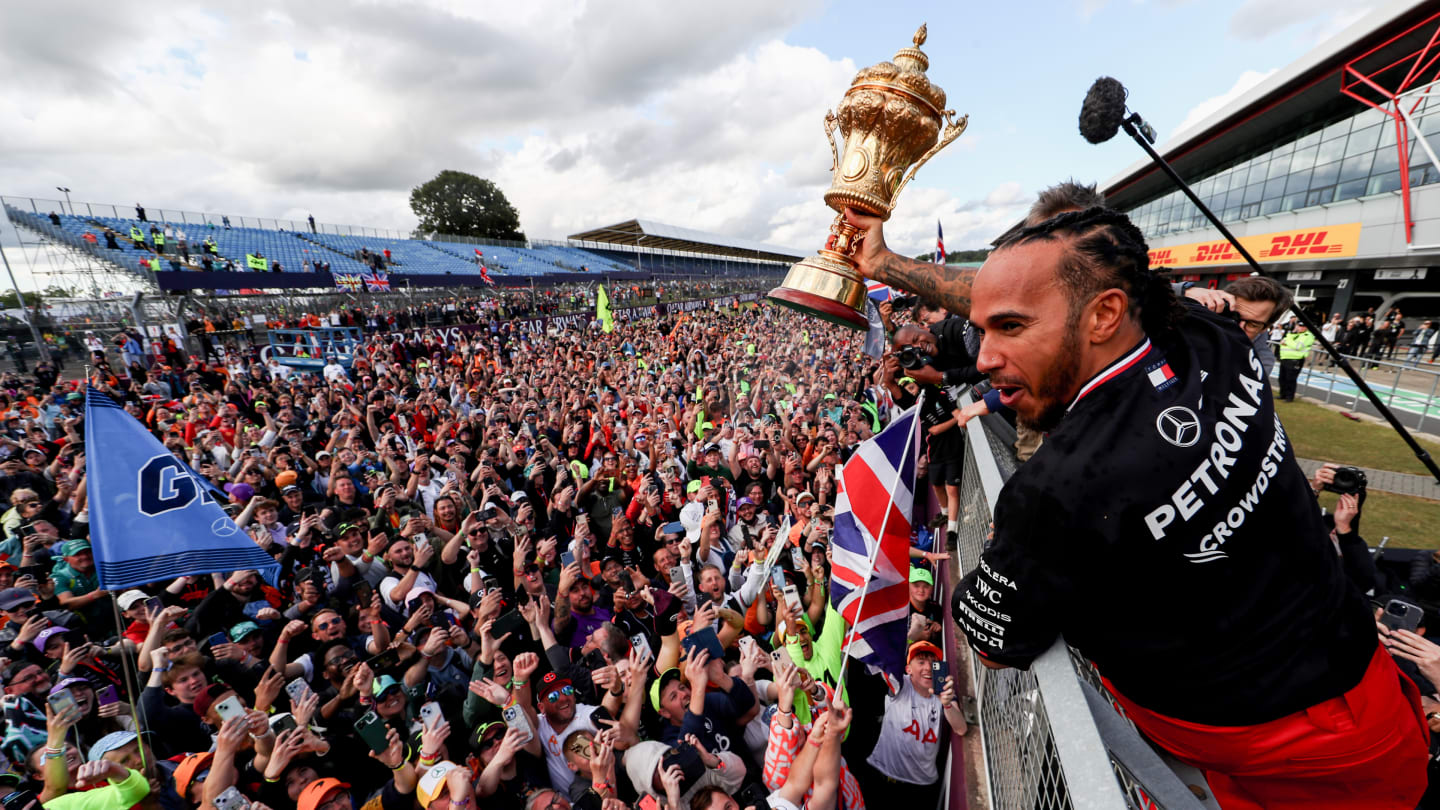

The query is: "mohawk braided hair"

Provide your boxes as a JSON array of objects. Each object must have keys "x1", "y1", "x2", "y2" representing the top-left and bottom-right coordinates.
[{"x1": 994, "y1": 206, "x2": 1186, "y2": 338}]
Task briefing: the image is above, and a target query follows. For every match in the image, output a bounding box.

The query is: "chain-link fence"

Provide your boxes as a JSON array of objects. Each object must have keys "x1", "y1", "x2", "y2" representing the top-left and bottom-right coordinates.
[{"x1": 956, "y1": 403, "x2": 1219, "y2": 810}]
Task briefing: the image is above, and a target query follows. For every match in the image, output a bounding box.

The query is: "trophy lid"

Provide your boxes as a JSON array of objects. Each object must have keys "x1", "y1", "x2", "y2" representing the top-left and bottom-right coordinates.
[
  {"x1": 892, "y1": 24, "x2": 930, "y2": 73},
  {"x1": 845, "y1": 24, "x2": 946, "y2": 118},
  {"x1": 825, "y1": 21, "x2": 963, "y2": 218}
]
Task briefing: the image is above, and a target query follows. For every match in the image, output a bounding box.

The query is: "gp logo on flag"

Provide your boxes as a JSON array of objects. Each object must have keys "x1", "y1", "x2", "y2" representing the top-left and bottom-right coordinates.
[
  {"x1": 85, "y1": 385, "x2": 279, "y2": 591},
  {"x1": 137, "y1": 455, "x2": 218, "y2": 516}
]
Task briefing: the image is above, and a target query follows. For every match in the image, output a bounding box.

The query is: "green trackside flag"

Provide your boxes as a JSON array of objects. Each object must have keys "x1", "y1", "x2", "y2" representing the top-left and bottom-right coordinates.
[{"x1": 596, "y1": 285, "x2": 614, "y2": 333}]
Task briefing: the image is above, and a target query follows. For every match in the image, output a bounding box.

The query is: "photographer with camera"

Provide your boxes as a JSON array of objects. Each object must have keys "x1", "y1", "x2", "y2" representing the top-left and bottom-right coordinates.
[
  {"x1": 1310, "y1": 462, "x2": 1378, "y2": 596},
  {"x1": 886, "y1": 317, "x2": 982, "y2": 394},
  {"x1": 882, "y1": 327, "x2": 967, "y2": 544}
]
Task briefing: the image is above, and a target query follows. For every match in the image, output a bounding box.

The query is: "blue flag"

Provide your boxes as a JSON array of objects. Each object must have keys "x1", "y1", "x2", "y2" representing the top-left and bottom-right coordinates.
[{"x1": 84, "y1": 386, "x2": 279, "y2": 591}]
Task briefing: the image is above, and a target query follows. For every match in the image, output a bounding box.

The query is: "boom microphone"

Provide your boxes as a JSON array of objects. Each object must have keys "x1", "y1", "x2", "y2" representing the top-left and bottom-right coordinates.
[
  {"x1": 1078, "y1": 76, "x2": 1129, "y2": 144},
  {"x1": 1079, "y1": 78, "x2": 1440, "y2": 485}
]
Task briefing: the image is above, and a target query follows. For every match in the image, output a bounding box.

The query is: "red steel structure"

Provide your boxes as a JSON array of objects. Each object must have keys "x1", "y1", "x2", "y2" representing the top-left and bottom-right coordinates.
[{"x1": 1341, "y1": 8, "x2": 1440, "y2": 244}]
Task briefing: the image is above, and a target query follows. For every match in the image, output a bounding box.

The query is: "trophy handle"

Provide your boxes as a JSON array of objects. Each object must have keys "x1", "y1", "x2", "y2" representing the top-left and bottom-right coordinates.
[
  {"x1": 891, "y1": 111, "x2": 969, "y2": 204},
  {"x1": 824, "y1": 110, "x2": 840, "y2": 172}
]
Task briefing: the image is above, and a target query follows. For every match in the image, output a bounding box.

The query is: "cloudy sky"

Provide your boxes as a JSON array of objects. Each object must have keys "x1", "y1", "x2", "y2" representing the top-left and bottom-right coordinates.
[{"x1": 0, "y1": 0, "x2": 1372, "y2": 264}]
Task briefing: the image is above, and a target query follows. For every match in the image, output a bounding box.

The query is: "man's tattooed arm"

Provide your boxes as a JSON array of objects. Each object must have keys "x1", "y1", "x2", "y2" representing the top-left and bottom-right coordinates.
[{"x1": 870, "y1": 253, "x2": 977, "y2": 320}]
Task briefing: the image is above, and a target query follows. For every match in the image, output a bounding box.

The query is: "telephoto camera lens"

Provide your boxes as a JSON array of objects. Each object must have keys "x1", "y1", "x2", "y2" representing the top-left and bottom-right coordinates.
[
  {"x1": 897, "y1": 345, "x2": 933, "y2": 370},
  {"x1": 1323, "y1": 466, "x2": 1368, "y2": 496}
]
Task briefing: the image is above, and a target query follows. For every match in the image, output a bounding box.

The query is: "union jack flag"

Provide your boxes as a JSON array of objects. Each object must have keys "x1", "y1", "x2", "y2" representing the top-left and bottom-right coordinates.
[
  {"x1": 333, "y1": 273, "x2": 365, "y2": 292},
  {"x1": 865, "y1": 280, "x2": 894, "y2": 302},
  {"x1": 363, "y1": 272, "x2": 390, "y2": 292},
  {"x1": 935, "y1": 220, "x2": 945, "y2": 264},
  {"x1": 830, "y1": 403, "x2": 920, "y2": 679}
]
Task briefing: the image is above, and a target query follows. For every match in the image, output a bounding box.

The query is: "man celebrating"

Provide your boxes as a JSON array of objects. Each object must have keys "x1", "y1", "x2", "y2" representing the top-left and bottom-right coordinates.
[{"x1": 846, "y1": 204, "x2": 1427, "y2": 807}]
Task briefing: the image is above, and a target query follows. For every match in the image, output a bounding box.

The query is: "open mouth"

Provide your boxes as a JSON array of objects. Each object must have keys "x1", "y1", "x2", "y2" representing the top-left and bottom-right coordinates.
[{"x1": 993, "y1": 384, "x2": 1024, "y2": 407}]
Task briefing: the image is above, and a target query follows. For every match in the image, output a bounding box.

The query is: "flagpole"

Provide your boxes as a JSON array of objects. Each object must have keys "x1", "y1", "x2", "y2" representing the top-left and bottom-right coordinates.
[
  {"x1": 108, "y1": 593, "x2": 153, "y2": 778},
  {"x1": 835, "y1": 392, "x2": 922, "y2": 704},
  {"x1": 85, "y1": 368, "x2": 154, "y2": 779}
]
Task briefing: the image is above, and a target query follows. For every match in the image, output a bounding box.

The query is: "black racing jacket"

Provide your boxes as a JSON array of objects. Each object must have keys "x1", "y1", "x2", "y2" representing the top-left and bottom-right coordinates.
[{"x1": 954, "y1": 302, "x2": 1376, "y2": 726}]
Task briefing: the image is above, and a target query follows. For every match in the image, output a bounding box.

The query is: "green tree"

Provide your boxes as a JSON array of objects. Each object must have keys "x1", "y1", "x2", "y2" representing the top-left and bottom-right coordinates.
[
  {"x1": 913, "y1": 248, "x2": 991, "y2": 263},
  {"x1": 0, "y1": 291, "x2": 42, "y2": 309},
  {"x1": 409, "y1": 170, "x2": 526, "y2": 241}
]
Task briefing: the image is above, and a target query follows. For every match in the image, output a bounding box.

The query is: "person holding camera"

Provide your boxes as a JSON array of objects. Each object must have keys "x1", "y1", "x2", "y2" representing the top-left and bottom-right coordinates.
[
  {"x1": 1309, "y1": 462, "x2": 1378, "y2": 595},
  {"x1": 882, "y1": 327, "x2": 967, "y2": 545}
]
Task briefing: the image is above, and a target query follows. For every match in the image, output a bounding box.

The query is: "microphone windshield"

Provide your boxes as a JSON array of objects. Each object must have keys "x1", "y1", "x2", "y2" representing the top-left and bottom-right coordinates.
[{"x1": 1079, "y1": 77, "x2": 1129, "y2": 144}]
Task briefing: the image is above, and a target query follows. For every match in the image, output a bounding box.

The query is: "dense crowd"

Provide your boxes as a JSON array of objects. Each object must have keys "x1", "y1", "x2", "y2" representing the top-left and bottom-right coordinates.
[
  {"x1": 0, "y1": 296, "x2": 964, "y2": 810},
  {"x1": 26, "y1": 279, "x2": 770, "y2": 375}
]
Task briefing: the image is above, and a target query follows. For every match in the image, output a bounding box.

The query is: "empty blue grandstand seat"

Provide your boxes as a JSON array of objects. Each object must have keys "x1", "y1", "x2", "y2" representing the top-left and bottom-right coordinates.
[
  {"x1": 301, "y1": 233, "x2": 477, "y2": 276},
  {"x1": 6, "y1": 203, "x2": 784, "y2": 286}
]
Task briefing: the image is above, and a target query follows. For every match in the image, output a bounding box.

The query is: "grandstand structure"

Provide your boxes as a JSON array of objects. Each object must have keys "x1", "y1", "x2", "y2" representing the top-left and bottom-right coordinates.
[
  {"x1": 0, "y1": 195, "x2": 796, "y2": 298},
  {"x1": 0, "y1": 194, "x2": 795, "y2": 364}
]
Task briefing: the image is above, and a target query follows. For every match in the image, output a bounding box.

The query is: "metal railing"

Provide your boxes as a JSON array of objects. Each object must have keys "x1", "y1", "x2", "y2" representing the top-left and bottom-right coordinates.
[
  {"x1": 1, "y1": 195, "x2": 413, "y2": 240},
  {"x1": 958, "y1": 406, "x2": 1219, "y2": 810},
  {"x1": 2, "y1": 194, "x2": 799, "y2": 268},
  {"x1": 1280, "y1": 343, "x2": 1440, "y2": 433}
]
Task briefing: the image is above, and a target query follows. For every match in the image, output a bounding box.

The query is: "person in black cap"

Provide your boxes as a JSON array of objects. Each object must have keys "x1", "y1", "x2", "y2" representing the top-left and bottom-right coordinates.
[
  {"x1": 0, "y1": 589, "x2": 70, "y2": 661},
  {"x1": 686, "y1": 444, "x2": 731, "y2": 487},
  {"x1": 277, "y1": 484, "x2": 308, "y2": 525}
]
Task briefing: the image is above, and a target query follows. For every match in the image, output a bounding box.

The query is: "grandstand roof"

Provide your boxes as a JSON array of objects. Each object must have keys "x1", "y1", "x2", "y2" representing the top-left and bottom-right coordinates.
[
  {"x1": 567, "y1": 218, "x2": 803, "y2": 263},
  {"x1": 1102, "y1": 0, "x2": 1439, "y2": 209}
]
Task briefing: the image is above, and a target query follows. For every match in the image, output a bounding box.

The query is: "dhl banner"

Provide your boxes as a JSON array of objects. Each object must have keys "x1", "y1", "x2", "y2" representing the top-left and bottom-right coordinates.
[{"x1": 1148, "y1": 223, "x2": 1362, "y2": 271}]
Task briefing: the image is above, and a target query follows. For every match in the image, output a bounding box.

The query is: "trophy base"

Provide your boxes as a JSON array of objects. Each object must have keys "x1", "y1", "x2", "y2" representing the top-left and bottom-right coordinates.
[{"x1": 768, "y1": 252, "x2": 869, "y2": 331}]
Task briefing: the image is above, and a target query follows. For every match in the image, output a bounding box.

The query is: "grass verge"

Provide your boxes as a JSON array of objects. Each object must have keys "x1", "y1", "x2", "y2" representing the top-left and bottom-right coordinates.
[
  {"x1": 1315, "y1": 490, "x2": 1440, "y2": 550},
  {"x1": 1275, "y1": 398, "x2": 1440, "y2": 475}
]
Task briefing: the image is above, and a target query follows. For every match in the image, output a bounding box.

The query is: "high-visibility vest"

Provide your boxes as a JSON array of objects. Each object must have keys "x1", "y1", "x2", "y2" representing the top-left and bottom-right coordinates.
[
  {"x1": 153, "y1": 232, "x2": 165, "y2": 246},
  {"x1": 1279, "y1": 331, "x2": 1315, "y2": 361},
  {"x1": 129, "y1": 226, "x2": 143, "y2": 242},
  {"x1": 246, "y1": 254, "x2": 268, "y2": 271}
]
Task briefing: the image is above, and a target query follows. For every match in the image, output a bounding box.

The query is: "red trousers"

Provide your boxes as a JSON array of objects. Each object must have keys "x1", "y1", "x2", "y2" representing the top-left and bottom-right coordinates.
[{"x1": 1105, "y1": 645, "x2": 1429, "y2": 809}]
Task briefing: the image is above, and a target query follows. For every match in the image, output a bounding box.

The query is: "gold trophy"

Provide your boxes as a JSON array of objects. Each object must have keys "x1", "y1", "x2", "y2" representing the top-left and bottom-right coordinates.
[{"x1": 769, "y1": 24, "x2": 968, "y2": 329}]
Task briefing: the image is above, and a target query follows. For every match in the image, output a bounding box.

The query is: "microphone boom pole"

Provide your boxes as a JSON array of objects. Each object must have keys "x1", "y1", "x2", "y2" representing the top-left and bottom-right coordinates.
[{"x1": 1112, "y1": 113, "x2": 1440, "y2": 484}]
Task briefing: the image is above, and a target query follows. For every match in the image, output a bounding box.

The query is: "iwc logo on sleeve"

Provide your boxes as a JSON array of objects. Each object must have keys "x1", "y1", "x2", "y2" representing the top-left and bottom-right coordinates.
[{"x1": 1155, "y1": 406, "x2": 1202, "y2": 448}]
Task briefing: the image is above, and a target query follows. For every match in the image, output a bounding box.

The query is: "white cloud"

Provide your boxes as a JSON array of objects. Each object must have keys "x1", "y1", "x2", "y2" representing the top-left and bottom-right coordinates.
[
  {"x1": 0, "y1": 0, "x2": 826, "y2": 239},
  {"x1": 1227, "y1": 0, "x2": 1372, "y2": 42},
  {"x1": 0, "y1": 0, "x2": 1031, "y2": 264},
  {"x1": 1169, "y1": 68, "x2": 1278, "y2": 139},
  {"x1": 1079, "y1": 0, "x2": 1110, "y2": 21}
]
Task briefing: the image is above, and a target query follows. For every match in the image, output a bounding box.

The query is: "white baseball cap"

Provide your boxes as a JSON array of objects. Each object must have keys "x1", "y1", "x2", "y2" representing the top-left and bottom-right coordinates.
[
  {"x1": 417, "y1": 761, "x2": 459, "y2": 809},
  {"x1": 117, "y1": 590, "x2": 149, "y2": 611}
]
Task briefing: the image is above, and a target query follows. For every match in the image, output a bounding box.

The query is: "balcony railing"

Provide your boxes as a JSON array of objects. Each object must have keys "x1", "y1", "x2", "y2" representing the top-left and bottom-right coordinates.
[{"x1": 956, "y1": 401, "x2": 1219, "y2": 810}]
